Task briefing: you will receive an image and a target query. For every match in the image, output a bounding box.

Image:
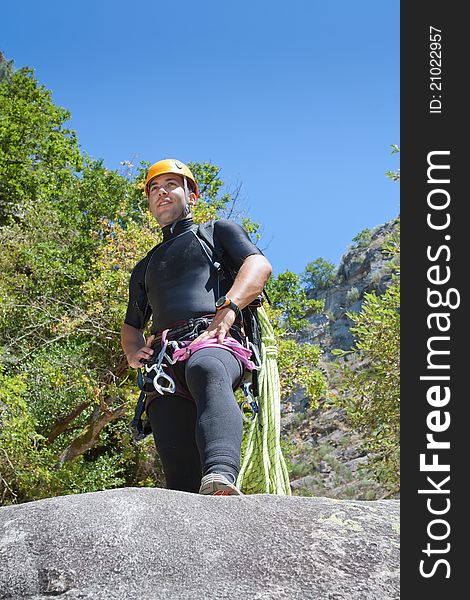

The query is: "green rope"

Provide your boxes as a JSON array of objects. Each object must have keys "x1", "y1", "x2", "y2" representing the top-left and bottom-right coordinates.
[{"x1": 237, "y1": 306, "x2": 291, "y2": 495}]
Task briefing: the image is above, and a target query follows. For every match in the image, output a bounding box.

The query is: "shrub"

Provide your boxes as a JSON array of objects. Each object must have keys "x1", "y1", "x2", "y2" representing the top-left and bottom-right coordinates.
[
  {"x1": 346, "y1": 287, "x2": 360, "y2": 303},
  {"x1": 351, "y1": 228, "x2": 373, "y2": 247}
]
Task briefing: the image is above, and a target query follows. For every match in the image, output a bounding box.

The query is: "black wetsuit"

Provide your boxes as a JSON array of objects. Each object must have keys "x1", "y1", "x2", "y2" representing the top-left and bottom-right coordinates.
[{"x1": 124, "y1": 217, "x2": 262, "y2": 492}]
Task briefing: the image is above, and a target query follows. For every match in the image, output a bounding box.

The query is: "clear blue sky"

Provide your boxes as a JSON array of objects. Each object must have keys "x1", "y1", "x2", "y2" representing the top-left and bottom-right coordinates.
[{"x1": 2, "y1": 0, "x2": 399, "y2": 276}]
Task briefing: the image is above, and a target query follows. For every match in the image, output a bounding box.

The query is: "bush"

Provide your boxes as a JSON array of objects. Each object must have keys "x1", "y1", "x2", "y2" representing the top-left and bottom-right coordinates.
[
  {"x1": 346, "y1": 287, "x2": 360, "y2": 304},
  {"x1": 351, "y1": 228, "x2": 373, "y2": 247}
]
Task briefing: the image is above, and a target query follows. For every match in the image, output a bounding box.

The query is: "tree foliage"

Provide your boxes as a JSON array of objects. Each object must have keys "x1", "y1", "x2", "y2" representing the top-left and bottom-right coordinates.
[
  {"x1": 301, "y1": 257, "x2": 336, "y2": 292},
  {"x1": 0, "y1": 66, "x2": 82, "y2": 226},
  {"x1": 385, "y1": 144, "x2": 400, "y2": 182},
  {"x1": 263, "y1": 273, "x2": 327, "y2": 411},
  {"x1": 351, "y1": 228, "x2": 373, "y2": 248},
  {"x1": 0, "y1": 66, "x2": 326, "y2": 504},
  {"x1": 265, "y1": 271, "x2": 324, "y2": 331}
]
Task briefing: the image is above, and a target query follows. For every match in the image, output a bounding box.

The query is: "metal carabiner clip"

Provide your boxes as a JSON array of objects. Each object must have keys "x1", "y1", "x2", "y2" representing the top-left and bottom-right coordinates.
[
  {"x1": 163, "y1": 340, "x2": 179, "y2": 365},
  {"x1": 153, "y1": 365, "x2": 176, "y2": 395},
  {"x1": 240, "y1": 383, "x2": 259, "y2": 422},
  {"x1": 144, "y1": 339, "x2": 168, "y2": 375},
  {"x1": 240, "y1": 399, "x2": 257, "y2": 422}
]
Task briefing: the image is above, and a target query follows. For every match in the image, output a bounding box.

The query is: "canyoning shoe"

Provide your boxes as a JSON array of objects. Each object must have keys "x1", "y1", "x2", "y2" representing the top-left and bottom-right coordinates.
[{"x1": 198, "y1": 473, "x2": 243, "y2": 496}]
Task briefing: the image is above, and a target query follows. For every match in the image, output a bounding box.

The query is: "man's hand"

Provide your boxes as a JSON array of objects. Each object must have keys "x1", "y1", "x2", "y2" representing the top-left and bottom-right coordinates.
[
  {"x1": 126, "y1": 334, "x2": 156, "y2": 369},
  {"x1": 189, "y1": 309, "x2": 236, "y2": 346}
]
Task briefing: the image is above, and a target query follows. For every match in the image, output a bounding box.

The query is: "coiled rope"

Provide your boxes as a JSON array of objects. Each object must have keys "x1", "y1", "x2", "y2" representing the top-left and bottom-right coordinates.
[{"x1": 237, "y1": 306, "x2": 291, "y2": 495}]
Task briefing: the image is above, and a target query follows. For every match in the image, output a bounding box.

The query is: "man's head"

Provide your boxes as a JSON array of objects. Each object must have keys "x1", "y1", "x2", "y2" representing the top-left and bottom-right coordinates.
[{"x1": 145, "y1": 159, "x2": 198, "y2": 227}]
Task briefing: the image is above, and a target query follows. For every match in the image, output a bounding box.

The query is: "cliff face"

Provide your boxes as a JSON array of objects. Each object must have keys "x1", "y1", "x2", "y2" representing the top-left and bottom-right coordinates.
[
  {"x1": 301, "y1": 217, "x2": 399, "y2": 356},
  {"x1": 283, "y1": 218, "x2": 399, "y2": 500}
]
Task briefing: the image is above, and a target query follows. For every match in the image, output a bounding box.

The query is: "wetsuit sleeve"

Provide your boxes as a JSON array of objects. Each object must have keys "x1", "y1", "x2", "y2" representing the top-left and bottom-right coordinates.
[
  {"x1": 123, "y1": 258, "x2": 153, "y2": 330},
  {"x1": 213, "y1": 219, "x2": 263, "y2": 268}
]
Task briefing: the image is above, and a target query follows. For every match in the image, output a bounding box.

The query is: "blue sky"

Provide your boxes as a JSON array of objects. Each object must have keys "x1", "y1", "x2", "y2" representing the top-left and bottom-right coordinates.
[{"x1": 2, "y1": 0, "x2": 399, "y2": 276}]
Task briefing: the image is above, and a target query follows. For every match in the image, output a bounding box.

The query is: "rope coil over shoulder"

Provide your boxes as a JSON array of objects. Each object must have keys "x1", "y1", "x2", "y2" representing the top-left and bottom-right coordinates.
[{"x1": 237, "y1": 306, "x2": 291, "y2": 495}]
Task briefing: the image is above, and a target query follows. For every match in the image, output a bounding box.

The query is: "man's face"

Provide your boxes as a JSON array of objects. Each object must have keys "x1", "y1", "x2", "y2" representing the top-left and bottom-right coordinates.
[{"x1": 147, "y1": 173, "x2": 196, "y2": 227}]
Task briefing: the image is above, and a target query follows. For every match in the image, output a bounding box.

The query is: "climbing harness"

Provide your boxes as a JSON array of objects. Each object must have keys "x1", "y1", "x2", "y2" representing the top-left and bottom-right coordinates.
[
  {"x1": 128, "y1": 318, "x2": 255, "y2": 440},
  {"x1": 171, "y1": 336, "x2": 258, "y2": 371}
]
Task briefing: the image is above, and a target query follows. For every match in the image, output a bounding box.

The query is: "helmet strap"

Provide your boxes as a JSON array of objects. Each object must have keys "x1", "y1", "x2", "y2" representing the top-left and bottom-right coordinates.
[
  {"x1": 182, "y1": 176, "x2": 192, "y2": 217},
  {"x1": 169, "y1": 176, "x2": 191, "y2": 234}
]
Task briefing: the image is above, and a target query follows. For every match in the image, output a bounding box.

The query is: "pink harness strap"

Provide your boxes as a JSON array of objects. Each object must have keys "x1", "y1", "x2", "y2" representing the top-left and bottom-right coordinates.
[{"x1": 171, "y1": 336, "x2": 257, "y2": 371}]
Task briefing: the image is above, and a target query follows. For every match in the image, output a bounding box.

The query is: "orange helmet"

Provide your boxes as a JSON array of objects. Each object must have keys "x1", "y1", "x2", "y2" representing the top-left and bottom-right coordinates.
[{"x1": 144, "y1": 159, "x2": 199, "y2": 198}]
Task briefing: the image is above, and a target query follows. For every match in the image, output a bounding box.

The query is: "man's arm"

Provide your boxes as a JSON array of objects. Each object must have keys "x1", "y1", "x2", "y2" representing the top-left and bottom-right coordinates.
[
  {"x1": 190, "y1": 253, "x2": 272, "y2": 345},
  {"x1": 121, "y1": 323, "x2": 155, "y2": 368},
  {"x1": 225, "y1": 254, "x2": 272, "y2": 309},
  {"x1": 122, "y1": 255, "x2": 156, "y2": 368}
]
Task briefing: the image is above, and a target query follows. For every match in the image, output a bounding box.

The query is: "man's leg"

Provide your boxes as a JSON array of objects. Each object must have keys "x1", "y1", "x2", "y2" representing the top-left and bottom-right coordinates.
[
  {"x1": 146, "y1": 395, "x2": 202, "y2": 493},
  {"x1": 184, "y1": 347, "x2": 244, "y2": 485}
]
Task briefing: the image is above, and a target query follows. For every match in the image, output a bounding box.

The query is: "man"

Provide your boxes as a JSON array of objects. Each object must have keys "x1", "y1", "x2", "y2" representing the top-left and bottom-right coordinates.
[{"x1": 121, "y1": 159, "x2": 272, "y2": 495}]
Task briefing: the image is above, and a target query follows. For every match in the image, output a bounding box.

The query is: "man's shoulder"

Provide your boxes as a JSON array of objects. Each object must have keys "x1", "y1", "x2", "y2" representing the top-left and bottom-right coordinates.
[
  {"x1": 197, "y1": 219, "x2": 243, "y2": 246},
  {"x1": 211, "y1": 218, "x2": 238, "y2": 229},
  {"x1": 210, "y1": 219, "x2": 244, "y2": 236},
  {"x1": 198, "y1": 218, "x2": 238, "y2": 228}
]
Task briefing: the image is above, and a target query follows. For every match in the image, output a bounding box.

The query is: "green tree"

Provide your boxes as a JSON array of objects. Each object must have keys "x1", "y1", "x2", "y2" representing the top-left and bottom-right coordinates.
[
  {"x1": 301, "y1": 257, "x2": 336, "y2": 291},
  {"x1": 263, "y1": 271, "x2": 327, "y2": 410},
  {"x1": 265, "y1": 271, "x2": 324, "y2": 331},
  {"x1": 351, "y1": 228, "x2": 372, "y2": 247},
  {"x1": 385, "y1": 144, "x2": 400, "y2": 181},
  {"x1": 0, "y1": 67, "x2": 82, "y2": 226}
]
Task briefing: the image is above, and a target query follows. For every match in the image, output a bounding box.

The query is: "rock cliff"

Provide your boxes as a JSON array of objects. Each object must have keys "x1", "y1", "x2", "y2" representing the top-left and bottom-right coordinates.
[
  {"x1": 301, "y1": 217, "x2": 399, "y2": 356},
  {"x1": 283, "y1": 218, "x2": 399, "y2": 500}
]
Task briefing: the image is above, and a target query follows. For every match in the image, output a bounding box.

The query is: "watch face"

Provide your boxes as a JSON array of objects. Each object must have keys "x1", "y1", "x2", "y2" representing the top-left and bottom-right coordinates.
[{"x1": 216, "y1": 296, "x2": 227, "y2": 308}]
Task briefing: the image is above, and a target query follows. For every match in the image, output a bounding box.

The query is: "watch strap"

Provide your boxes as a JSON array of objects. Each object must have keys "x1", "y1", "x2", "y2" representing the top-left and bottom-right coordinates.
[{"x1": 216, "y1": 297, "x2": 240, "y2": 317}]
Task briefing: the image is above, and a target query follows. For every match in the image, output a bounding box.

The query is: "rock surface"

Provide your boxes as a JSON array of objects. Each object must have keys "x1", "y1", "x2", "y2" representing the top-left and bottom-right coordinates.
[
  {"x1": 283, "y1": 401, "x2": 388, "y2": 500},
  {"x1": 0, "y1": 487, "x2": 399, "y2": 600}
]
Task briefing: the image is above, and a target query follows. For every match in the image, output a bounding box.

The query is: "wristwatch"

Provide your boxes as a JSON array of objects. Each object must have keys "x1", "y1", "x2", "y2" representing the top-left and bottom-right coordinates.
[{"x1": 215, "y1": 296, "x2": 241, "y2": 317}]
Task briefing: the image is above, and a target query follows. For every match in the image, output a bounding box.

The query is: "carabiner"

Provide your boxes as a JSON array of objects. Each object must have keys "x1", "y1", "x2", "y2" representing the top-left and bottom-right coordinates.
[
  {"x1": 144, "y1": 339, "x2": 168, "y2": 375},
  {"x1": 163, "y1": 340, "x2": 179, "y2": 365},
  {"x1": 153, "y1": 366, "x2": 176, "y2": 395},
  {"x1": 240, "y1": 399, "x2": 258, "y2": 422},
  {"x1": 240, "y1": 383, "x2": 259, "y2": 422}
]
